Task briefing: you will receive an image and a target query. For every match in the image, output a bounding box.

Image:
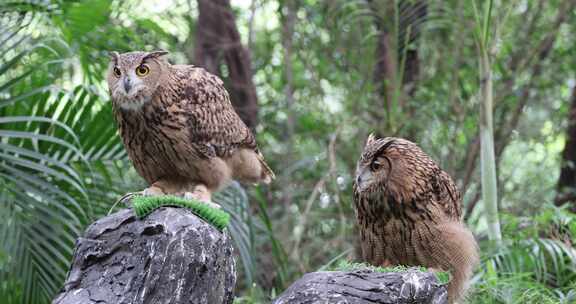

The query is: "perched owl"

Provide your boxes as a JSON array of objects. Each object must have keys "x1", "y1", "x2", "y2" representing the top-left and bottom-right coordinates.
[
  {"x1": 353, "y1": 134, "x2": 478, "y2": 303},
  {"x1": 107, "y1": 51, "x2": 274, "y2": 205}
]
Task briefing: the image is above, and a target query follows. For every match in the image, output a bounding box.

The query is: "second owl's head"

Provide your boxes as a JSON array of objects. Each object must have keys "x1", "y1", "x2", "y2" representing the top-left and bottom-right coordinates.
[
  {"x1": 354, "y1": 134, "x2": 437, "y2": 197},
  {"x1": 107, "y1": 50, "x2": 169, "y2": 110}
]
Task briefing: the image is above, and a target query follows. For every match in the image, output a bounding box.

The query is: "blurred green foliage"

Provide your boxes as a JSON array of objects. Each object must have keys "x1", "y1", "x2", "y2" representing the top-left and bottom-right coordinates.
[{"x1": 1, "y1": 0, "x2": 575, "y2": 303}]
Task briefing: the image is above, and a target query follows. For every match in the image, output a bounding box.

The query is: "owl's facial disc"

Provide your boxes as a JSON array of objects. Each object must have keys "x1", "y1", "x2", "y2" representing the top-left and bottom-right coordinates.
[
  {"x1": 355, "y1": 137, "x2": 395, "y2": 193},
  {"x1": 111, "y1": 71, "x2": 151, "y2": 110},
  {"x1": 107, "y1": 51, "x2": 167, "y2": 111},
  {"x1": 355, "y1": 157, "x2": 391, "y2": 192},
  {"x1": 355, "y1": 166, "x2": 376, "y2": 192}
]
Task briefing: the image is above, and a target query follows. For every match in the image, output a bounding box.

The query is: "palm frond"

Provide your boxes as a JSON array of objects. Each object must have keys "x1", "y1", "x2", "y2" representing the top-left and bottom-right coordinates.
[
  {"x1": 0, "y1": 17, "x2": 119, "y2": 302},
  {"x1": 216, "y1": 182, "x2": 256, "y2": 286}
]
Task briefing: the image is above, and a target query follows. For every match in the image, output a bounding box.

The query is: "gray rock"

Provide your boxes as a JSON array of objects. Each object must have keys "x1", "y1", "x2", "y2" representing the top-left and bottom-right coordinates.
[
  {"x1": 52, "y1": 207, "x2": 236, "y2": 304},
  {"x1": 273, "y1": 269, "x2": 447, "y2": 304}
]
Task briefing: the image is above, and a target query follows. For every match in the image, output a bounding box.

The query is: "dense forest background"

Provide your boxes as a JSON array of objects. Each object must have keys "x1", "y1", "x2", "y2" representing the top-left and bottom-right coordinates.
[{"x1": 1, "y1": 0, "x2": 576, "y2": 303}]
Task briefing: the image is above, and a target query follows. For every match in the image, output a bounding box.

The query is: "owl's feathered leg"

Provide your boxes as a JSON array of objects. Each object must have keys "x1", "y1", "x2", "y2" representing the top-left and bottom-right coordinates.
[
  {"x1": 115, "y1": 178, "x2": 221, "y2": 209},
  {"x1": 122, "y1": 178, "x2": 187, "y2": 201},
  {"x1": 147, "y1": 178, "x2": 221, "y2": 209}
]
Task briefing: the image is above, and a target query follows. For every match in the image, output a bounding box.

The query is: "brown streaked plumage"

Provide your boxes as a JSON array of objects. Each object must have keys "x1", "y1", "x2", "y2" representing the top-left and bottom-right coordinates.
[
  {"x1": 353, "y1": 134, "x2": 478, "y2": 303},
  {"x1": 107, "y1": 51, "x2": 274, "y2": 204}
]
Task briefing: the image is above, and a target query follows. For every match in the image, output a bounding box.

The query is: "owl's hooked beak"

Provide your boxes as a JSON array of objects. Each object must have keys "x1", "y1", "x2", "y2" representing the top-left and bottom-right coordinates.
[
  {"x1": 123, "y1": 77, "x2": 132, "y2": 93},
  {"x1": 355, "y1": 167, "x2": 373, "y2": 191}
]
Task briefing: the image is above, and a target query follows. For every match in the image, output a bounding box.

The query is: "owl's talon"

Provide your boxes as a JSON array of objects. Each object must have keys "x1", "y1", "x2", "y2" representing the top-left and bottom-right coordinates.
[
  {"x1": 183, "y1": 191, "x2": 220, "y2": 209},
  {"x1": 183, "y1": 191, "x2": 195, "y2": 201},
  {"x1": 141, "y1": 186, "x2": 165, "y2": 196}
]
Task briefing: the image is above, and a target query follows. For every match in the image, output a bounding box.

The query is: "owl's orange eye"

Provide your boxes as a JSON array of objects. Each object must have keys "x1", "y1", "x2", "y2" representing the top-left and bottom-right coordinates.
[
  {"x1": 135, "y1": 64, "x2": 150, "y2": 76},
  {"x1": 370, "y1": 161, "x2": 381, "y2": 171},
  {"x1": 113, "y1": 67, "x2": 121, "y2": 77}
]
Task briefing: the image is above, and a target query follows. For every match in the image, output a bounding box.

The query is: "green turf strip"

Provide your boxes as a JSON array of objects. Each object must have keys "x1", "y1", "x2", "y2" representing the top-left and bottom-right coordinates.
[
  {"x1": 333, "y1": 261, "x2": 450, "y2": 285},
  {"x1": 131, "y1": 195, "x2": 230, "y2": 231}
]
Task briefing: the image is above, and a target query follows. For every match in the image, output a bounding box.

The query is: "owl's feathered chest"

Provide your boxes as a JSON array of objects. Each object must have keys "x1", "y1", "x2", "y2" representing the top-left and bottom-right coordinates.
[
  {"x1": 115, "y1": 100, "x2": 185, "y2": 141},
  {"x1": 354, "y1": 187, "x2": 447, "y2": 265},
  {"x1": 354, "y1": 187, "x2": 441, "y2": 228},
  {"x1": 113, "y1": 99, "x2": 199, "y2": 183}
]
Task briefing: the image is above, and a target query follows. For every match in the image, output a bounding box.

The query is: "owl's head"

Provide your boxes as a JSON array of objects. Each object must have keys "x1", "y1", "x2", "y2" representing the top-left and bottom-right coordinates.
[
  {"x1": 107, "y1": 50, "x2": 169, "y2": 110},
  {"x1": 354, "y1": 134, "x2": 437, "y2": 197}
]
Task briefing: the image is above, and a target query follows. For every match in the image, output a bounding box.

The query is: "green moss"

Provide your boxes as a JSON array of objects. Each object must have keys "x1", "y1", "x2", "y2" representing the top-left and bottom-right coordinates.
[
  {"x1": 333, "y1": 261, "x2": 450, "y2": 285},
  {"x1": 131, "y1": 195, "x2": 230, "y2": 231}
]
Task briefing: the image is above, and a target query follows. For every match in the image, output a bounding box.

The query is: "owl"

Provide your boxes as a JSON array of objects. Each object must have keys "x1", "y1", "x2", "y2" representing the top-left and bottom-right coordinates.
[
  {"x1": 353, "y1": 134, "x2": 478, "y2": 303},
  {"x1": 107, "y1": 51, "x2": 274, "y2": 205}
]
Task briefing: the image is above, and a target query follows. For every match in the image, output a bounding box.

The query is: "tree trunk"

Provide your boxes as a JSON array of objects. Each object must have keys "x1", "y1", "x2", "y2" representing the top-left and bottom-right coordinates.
[
  {"x1": 556, "y1": 85, "x2": 576, "y2": 211},
  {"x1": 367, "y1": 0, "x2": 426, "y2": 137},
  {"x1": 52, "y1": 207, "x2": 236, "y2": 304},
  {"x1": 477, "y1": 0, "x2": 502, "y2": 245},
  {"x1": 193, "y1": 0, "x2": 259, "y2": 129},
  {"x1": 273, "y1": 269, "x2": 447, "y2": 304}
]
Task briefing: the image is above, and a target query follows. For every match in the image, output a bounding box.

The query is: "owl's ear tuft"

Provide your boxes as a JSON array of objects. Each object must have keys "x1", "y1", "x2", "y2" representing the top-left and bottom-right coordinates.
[
  {"x1": 144, "y1": 50, "x2": 169, "y2": 60},
  {"x1": 366, "y1": 133, "x2": 378, "y2": 146},
  {"x1": 109, "y1": 51, "x2": 120, "y2": 63}
]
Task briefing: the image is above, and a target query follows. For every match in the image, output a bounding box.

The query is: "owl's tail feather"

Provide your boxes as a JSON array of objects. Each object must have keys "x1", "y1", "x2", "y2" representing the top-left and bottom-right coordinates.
[
  {"x1": 257, "y1": 151, "x2": 275, "y2": 184},
  {"x1": 426, "y1": 221, "x2": 479, "y2": 304}
]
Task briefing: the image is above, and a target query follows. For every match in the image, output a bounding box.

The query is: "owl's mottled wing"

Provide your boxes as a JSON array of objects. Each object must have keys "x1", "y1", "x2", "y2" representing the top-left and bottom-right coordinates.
[
  {"x1": 432, "y1": 170, "x2": 462, "y2": 220},
  {"x1": 177, "y1": 66, "x2": 256, "y2": 158}
]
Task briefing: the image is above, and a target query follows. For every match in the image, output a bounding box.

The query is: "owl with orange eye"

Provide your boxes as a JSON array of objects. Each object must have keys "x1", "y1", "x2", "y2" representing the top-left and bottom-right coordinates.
[{"x1": 107, "y1": 51, "x2": 274, "y2": 206}]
